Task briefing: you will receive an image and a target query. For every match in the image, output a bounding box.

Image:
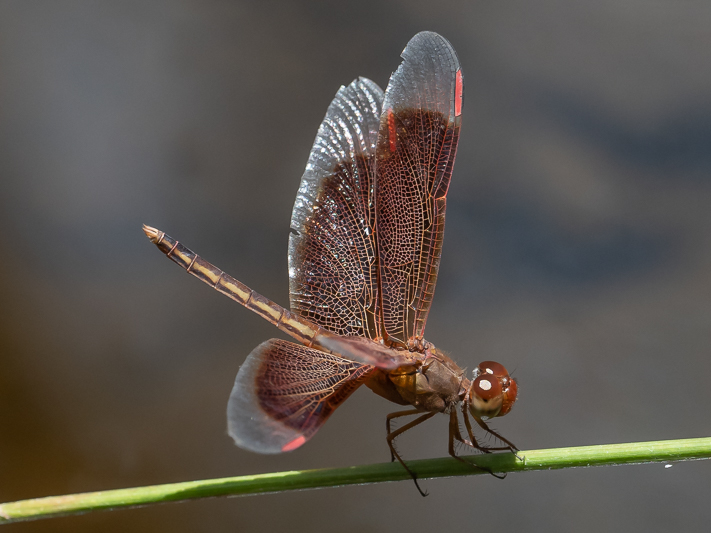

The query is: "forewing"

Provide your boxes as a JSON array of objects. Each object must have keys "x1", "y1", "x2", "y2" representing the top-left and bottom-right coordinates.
[
  {"x1": 227, "y1": 339, "x2": 374, "y2": 453},
  {"x1": 289, "y1": 78, "x2": 384, "y2": 340},
  {"x1": 375, "y1": 32, "x2": 463, "y2": 347}
]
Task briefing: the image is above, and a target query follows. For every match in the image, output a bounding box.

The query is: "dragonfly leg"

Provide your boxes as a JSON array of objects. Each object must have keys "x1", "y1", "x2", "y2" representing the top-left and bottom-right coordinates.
[
  {"x1": 448, "y1": 410, "x2": 504, "y2": 478},
  {"x1": 386, "y1": 410, "x2": 436, "y2": 497},
  {"x1": 472, "y1": 415, "x2": 519, "y2": 452},
  {"x1": 386, "y1": 409, "x2": 422, "y2": 462},
  {"x1": 460, "y1": 407, "x2": 515, "y2": 453},
  {"x1": 448, "y1": 409, "x2": 474, "y2": 451},
  {"x1": 468, "y1": 411, "x2": 521, "y2": 459},
  {"x1": 461, "y1": 406, "x2": 496, "y2": 452}
]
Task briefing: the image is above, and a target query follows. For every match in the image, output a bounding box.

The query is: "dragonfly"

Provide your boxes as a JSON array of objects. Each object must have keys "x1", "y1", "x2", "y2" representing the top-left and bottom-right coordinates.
[{"x1": 144, "y1": 31, "x2": 518, "y2": 494}]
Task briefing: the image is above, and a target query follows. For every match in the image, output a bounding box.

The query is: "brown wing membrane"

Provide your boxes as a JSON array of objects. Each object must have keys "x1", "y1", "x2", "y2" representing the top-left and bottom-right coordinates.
[
  {"x1": 289, "y1": 78, "x2": 385, "y2": 340},
  {"x1": 227, "y1": 339, "x2": 374, "y2": 453},
  {"x1": 374, "y1": 32, "x2": 463, "y2": 348}
]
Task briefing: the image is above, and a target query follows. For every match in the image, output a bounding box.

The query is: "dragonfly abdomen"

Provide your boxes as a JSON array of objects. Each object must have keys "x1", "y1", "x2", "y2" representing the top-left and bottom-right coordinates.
[{"x1": 142, "y1": 225, "x2": 324, "y2": 348}]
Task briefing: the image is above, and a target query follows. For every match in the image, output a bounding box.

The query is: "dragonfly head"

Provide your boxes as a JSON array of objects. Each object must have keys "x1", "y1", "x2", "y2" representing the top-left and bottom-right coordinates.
[{"x1": 467, "y1": 361, "x2": 518, "y2": 420}]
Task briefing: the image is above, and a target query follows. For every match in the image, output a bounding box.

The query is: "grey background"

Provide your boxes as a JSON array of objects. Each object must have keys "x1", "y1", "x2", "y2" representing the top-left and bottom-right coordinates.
[{"x1": 2, "y1": 1, "x2": 710, "y2": 531}]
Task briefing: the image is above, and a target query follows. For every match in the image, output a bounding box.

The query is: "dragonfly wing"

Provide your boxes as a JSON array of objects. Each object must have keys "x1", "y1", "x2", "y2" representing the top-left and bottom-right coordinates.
[
  {"x1": 228, "y1": 339, "x2": 374, "y2": 453},
  {"x1": 289, "y1": 78, "x2": 384, "y2": 341},
  {"x1": 315, "y1": 329, "x2": 417, "y2": 370},
  {"x1": 375, "y1": 32, "x2": 463, "y2": 347}
]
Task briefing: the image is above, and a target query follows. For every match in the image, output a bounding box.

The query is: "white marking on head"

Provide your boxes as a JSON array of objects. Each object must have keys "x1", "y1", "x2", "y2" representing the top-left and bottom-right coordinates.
[{"x1": 479, "y1": 379, "x2": 492, "y2": 391}]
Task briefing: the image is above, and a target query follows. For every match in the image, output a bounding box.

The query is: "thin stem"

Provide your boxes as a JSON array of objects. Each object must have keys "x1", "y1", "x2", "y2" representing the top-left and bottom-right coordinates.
[{"x1": 1, "y1": 437, "x2": 710, "y2": 525}]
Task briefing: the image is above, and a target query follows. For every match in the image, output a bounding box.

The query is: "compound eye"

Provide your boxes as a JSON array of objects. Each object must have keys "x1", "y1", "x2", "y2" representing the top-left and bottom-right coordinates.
[
  {"x1": 499, "y1": 377, "x2": 518, "y2": 417},
  {"x1": 468, "y1": 375, "x2": 503, "y2": 419},
  {"x1": 473, "y1": 374, "x2": 502, "y2": 401},
  {"x1": 477, "y1": 361, "x2": 509, "y2": 379}
]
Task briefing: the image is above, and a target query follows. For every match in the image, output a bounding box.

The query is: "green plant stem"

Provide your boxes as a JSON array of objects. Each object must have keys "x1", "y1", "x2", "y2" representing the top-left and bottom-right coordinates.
[{"x1": 1, "y1": 437, "x2": 709, "y2": 524}]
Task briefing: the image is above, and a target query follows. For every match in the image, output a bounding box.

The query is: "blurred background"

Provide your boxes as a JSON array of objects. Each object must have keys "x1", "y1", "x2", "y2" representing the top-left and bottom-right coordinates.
[{"x1": 1, "y1": 1, "x2": 710, "y2": 531}]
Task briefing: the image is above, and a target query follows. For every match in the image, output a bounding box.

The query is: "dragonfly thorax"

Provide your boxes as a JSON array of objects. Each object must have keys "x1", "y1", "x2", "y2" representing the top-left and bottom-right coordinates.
[{"x1": 386, "y1": 347, "x2": 465, "y2": 413}]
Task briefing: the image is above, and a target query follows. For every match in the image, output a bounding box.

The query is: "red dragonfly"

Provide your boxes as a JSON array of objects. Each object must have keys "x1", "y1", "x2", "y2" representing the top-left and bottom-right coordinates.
[{"x1": 144, "y1": 31, "x2": 518, "y2": 493}]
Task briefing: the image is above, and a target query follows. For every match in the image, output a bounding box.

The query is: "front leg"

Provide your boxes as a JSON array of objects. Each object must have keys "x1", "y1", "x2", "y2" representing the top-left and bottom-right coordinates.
[
  {"x1": 448, "y1": 410, "x2": 507, "y2": 479},
  {"x1": 461, "y1": 406, "x2": 517, "y2": 453},
  {"x1": 471, "y1": 413, "x2": 521, "y2": 459}
]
